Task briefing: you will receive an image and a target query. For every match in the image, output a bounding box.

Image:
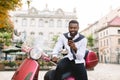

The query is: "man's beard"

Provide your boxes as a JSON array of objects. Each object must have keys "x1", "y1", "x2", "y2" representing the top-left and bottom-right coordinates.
[{"x1": 70, "y1": 31, "x2": 78, "y2": 37}]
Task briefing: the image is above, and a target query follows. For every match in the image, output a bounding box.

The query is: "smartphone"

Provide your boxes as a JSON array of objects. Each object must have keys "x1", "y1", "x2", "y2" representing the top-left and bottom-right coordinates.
[{"x1": 68, "y1": 37, "x2": 72, "y2": 41}]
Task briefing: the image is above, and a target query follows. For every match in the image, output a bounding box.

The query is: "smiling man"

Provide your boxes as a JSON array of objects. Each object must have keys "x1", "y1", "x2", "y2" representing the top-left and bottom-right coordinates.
[{"x1": 52, "y1": 20, "x2": 88, "y2": 80}]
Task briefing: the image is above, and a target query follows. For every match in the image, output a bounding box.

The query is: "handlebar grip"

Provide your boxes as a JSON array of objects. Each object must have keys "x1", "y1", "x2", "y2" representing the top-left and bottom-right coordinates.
[{"x1": 15, "y1": 45, "x2": 21, "y2": 48}]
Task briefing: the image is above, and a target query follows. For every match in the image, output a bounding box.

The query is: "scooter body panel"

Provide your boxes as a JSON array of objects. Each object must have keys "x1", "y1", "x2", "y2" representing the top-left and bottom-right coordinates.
[{"x1": 12, "y1": 58, "x2": 39, "y2": 80}]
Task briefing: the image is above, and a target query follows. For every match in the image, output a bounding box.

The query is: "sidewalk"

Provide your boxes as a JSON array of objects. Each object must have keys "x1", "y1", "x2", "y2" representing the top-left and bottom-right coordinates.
[
  {"x1": 87, "y1": 63, "x2": 120, "y2": 80},
  {"x1": 0, "y1": 63, "x2": 120, "y2": 80}
]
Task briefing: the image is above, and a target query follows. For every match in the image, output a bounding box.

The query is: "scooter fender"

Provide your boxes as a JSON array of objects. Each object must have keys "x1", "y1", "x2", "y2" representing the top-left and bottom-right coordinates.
[{"x1": 12, "y1": 58, "x2": 39, "y2": 80}]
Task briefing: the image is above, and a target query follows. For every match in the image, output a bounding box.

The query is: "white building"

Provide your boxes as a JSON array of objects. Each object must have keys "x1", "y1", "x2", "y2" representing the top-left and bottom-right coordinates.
[
  {"x1": 81, "y1": 7, "x2": 120, "y2": 63},
  {"x1": 11, "y1": 5, "x2": 77, "y2": 50}
]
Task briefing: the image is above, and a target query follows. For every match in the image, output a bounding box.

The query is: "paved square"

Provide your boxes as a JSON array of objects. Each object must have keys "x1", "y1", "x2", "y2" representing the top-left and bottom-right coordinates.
[{"x1": 0, "y1": 63, "x2": 120, "y2": 80}]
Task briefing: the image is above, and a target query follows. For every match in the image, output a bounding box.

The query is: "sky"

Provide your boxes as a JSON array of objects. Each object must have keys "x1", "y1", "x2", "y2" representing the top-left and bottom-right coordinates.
[{"x1": 21, "y1": 0, "x2": 120, "y2": 31}]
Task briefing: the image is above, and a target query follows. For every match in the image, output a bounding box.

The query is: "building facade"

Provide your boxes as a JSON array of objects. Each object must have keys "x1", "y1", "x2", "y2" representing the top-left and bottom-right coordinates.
[
  {"x1": 81, "y1": 7, "x2": 120, "y2": 64},
  {"x1": 11, "y1": 6, "x2": 77, "y2": 50}
]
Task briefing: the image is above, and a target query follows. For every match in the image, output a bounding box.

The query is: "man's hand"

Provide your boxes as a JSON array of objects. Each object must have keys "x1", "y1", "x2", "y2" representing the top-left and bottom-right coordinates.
[
  {"x1": 52, "y1": 57, "x2": 59, "y2": 63},
  {"x1": 21, "y1": 45, "x2": 31, "y2": 53},
  {"x1": 68, "y1": 40, "x2": 77, "y2": 53},
  {"x1": 42, "y1": 56, "x2": 50, "y2": 62}
]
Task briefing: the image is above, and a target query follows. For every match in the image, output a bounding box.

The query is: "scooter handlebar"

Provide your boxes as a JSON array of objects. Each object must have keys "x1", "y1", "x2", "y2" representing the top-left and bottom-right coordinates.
[
  {"x1": 49, "y1": 61, "x2": 57, "y2": 66},
  {"x1": 42, "y1": 56, "x2": 57, "y2": 66},
  {"x1": 42, "y1": 56, "x2": 51, "y2": 62},
  {"x1": 21, "y1": 46, "x2": 31, "y2": 53}
]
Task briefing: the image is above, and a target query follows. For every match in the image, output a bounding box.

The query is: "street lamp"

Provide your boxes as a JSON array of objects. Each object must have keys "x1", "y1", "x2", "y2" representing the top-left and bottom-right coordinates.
[{"x1": 116, "y1": 48, "x2": 120, "y2": 64}]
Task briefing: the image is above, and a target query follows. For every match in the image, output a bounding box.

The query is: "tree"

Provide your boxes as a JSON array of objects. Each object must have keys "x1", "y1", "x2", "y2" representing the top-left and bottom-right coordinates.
[
  {"x1": 0, "y1": 0, "x2": 22, "y2": 29},
  {"x1": 0, "y1": 0, "x2": 22, "y2": 46},
  {"x1": 87, "y1": 34, "x2": 94, "y2": 49},
  {"x1": 51, "y1": 35, "x2": 59, "y2": 48}
]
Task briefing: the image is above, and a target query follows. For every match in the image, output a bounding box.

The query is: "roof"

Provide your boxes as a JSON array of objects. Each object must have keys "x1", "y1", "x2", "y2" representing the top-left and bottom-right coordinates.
[{"x1": 108, "y1": 16, "x2": 120, "y2": 27}]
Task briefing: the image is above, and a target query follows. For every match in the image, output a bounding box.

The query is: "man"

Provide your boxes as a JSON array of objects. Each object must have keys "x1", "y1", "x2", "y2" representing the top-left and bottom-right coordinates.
[{"x1": 52, "y1": 20, "x2": 88, "y2": 80}]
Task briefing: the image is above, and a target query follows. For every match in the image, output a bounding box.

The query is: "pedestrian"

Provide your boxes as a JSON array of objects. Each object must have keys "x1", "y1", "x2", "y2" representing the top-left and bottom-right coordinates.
[{"x1": 52, "y1": 20, "x2": 88, "y2": 80}]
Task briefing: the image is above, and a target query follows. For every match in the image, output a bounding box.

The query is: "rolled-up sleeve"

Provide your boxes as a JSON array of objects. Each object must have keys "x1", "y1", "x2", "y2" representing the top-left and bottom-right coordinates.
[
  {"x1": 76, "y1": 38, "x2": 87, "y2": 61},
  {"x1": 52, "y1": 35, "x2": 64, "y2": 57}
]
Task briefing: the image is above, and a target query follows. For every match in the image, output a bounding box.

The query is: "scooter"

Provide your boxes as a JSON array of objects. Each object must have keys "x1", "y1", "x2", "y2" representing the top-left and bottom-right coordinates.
[
  {"x1": 12, "y1": 45, "x2": 98, "y2": 80},
  {"x1": 44, "y1": 50, "x2": 98, "y2": 80},
  {"x1": 11, "y1": 46, "x2": 50, "y2": 80}
]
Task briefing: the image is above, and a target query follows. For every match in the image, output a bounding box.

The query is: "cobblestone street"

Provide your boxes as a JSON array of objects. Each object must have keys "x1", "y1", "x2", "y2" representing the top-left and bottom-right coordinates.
[{"x1": 0, "y1": 63, "x2": 120, "y2": 80}]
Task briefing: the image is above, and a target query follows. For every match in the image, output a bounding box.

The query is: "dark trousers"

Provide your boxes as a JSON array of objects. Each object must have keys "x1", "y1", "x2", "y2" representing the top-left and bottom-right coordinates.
[{"x1": 54, "y1": 58, "x2": 88, "y2": 80}]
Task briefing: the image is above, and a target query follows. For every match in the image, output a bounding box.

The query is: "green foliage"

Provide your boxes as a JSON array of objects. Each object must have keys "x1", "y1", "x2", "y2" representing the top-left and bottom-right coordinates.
[
  {"x1": 52, "y1": 35, "x2": 59, "y2": 43},
  {"x1": 2, "y1": 61, "x2": 16, "y2": 67},
  {"x1": 0, "y1": 0, "x2": 22, "y2": 46},
  {"x1": 0, "y1": 32, "x2": 13, "y2": 46},
  {"x1": 87, "y1": 34, "x2": 94, "y2": 47},
  {"x1": 51, "y1": 35, "x2": 59, "y2": 48}
]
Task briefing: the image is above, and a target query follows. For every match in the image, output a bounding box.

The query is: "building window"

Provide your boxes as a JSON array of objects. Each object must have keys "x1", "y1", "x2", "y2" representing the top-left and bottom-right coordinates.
[
  {"x1": 30, "y1": 32, "x2": 35, "y2": 35},
  {"x1": 118, "y1": 38, "x2": 120, "y2": 44},
  {"x1": 39, "y1": 32, "x2": 43, "y2": 35},
  {"x1": 49, "y1": 32, "x2": 54, "y2": 38},
  {"x1": 22, "y1": 18, "x2": 27, "y2": 26},
  {"x1": 30, "y1": 19, "x2": 35, "y2": 26},
  {"x1": 118, "y1": 30, "x2": 120, "y2": 34},
  {"x1": 65, "y1": 20, "x2": 69, "y2": 27},
  {"x1": 49, "y1": 19, "x2": 54, "y2": 27},
  {"x1": 103, "y1": 31, "x2": 105, "y2": 36},
  {"x1": 57, "y1": 32, "x2": 62, "y2": 36},
  {"x1": 39, "y1": 19, "x2": 44, "y2": 27},
  {"x1": 107, "y1": 39, "x2": 109, "y2": 46},
  {"x1": 57, "y1": 20, "x2": 62, "y2": 27},
  {"x1": 100, "y1": 41, "x2": 102, "y2": 47},
  {"x1": 100, "y1": 32, "x2": 102, "y2": 38},
  {"x1": 106, "y1": 30, "x2": 108, "y2": 35},
  {"x1": 49, "y1": 32, "x2": 54, "y2": 36},
  {"x1": 45, "y1": 20, "x2": 48, "y2": 23},
  {"x1": 104, "y1": 39, "x2": 105, "y2": 46}
]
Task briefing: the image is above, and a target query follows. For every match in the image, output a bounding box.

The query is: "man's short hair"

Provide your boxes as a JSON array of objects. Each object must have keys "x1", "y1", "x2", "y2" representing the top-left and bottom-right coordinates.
[{"x1": 69, "y1": 20, "x2": 79, "y2": 26}]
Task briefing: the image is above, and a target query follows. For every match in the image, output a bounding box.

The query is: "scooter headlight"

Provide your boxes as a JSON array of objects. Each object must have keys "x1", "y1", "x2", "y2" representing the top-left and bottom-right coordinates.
[{"x1": 29, "y1": 48, "x2": 42, "y2": 60}]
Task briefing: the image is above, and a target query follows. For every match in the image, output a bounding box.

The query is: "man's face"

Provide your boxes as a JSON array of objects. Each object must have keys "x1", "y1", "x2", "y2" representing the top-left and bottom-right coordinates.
[{"x1": 68, "y1": 23, "x2": 79, "y2": 37}]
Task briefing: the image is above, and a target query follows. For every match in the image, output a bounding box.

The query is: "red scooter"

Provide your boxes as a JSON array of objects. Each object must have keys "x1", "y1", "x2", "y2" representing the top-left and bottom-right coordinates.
[
  {"x1": 11, "y1": 46, "x2": 50, "y2": 80},
  {"x1": 12, "y1": 45, "x2": 98, "y2": 80},
  {"x1": 44, "y1": 50, "x2": 98, "y2": 80}
]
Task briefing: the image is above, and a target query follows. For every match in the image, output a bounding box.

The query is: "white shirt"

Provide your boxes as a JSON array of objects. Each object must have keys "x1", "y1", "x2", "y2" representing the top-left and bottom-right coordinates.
[{"x1": 52, "y1": 33, "x2": 87, "y2": 64}]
